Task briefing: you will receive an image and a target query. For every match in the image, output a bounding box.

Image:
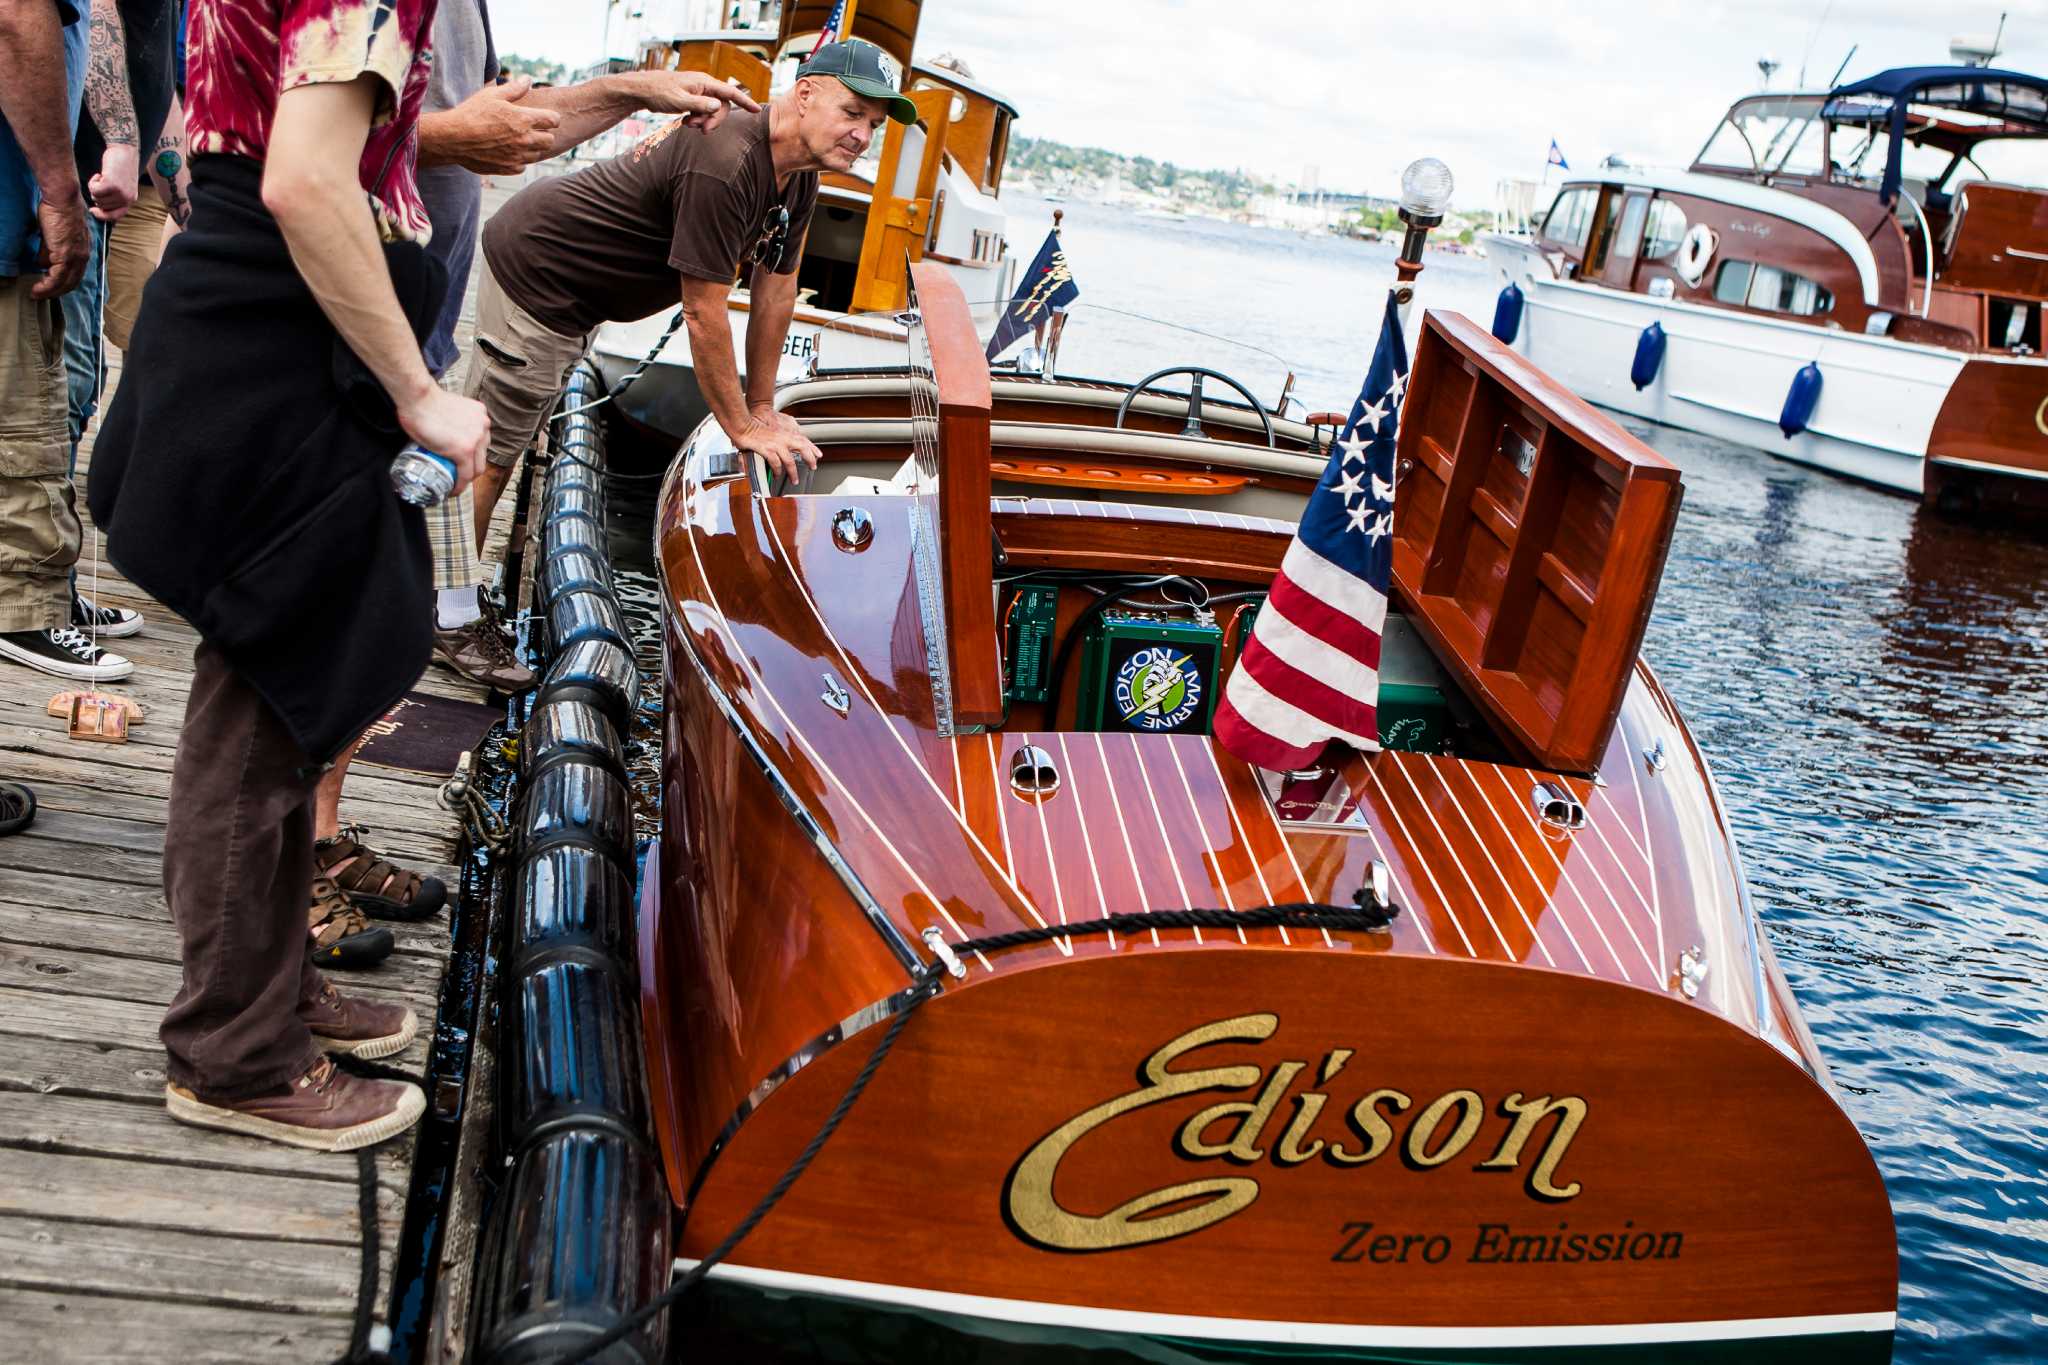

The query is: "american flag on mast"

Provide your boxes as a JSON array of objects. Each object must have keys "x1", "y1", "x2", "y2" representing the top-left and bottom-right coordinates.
[
  {"x1": 807, "y1": 0, "x2": 849, "y2": 57},
  {"x1": 1213, "y1": 292, "x2": 1408, "y2": 771}
]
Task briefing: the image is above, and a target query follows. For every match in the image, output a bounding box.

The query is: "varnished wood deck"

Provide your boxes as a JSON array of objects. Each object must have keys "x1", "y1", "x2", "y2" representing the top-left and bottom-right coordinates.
[{"x1": 0, "y1": 302, "x2": 507, "y2": 1358}]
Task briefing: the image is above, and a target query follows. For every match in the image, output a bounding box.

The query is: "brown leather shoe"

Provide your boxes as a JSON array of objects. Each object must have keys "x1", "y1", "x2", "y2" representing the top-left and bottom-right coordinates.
[
  {"x1": 302, "y1": 981, "x2": 419, "y2": 1060},
  {"x1": 165, "y1": 1057, "x2": 425, "y2": 1152},
  {"x1": 432, "y1": 615, "x2": 536, "y2": 692}
]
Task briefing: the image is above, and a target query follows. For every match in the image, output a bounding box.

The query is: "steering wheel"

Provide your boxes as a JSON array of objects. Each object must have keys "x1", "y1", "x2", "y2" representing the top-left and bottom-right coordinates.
[{"x1": 1113, "y1": 366, "x2": 1276, "y2": 447}]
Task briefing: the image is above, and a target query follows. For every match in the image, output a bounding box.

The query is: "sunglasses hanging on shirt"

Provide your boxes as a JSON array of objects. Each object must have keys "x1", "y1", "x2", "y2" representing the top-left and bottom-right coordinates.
[{"x1": 751, "y1": 205, "x2": 792, "y2": 273}]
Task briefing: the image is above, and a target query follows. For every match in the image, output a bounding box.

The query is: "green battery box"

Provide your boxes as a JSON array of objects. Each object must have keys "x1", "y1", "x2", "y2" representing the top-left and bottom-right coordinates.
[{"x1": 1077, "y1": 609, "x2": 1222, "y2": 735}]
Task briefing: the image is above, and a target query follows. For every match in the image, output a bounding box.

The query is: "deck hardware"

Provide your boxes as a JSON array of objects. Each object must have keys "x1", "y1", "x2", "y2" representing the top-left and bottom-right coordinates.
[
  {"x1": 831, "y1": 506, "x2": 874, "y2": 551},
  {"x1": 1644, "y1": 736, "x2": 1668, "y2": 772},
  {"x1": 1677, "y1": 945, "x2": 1709, "y2": 999},
  {"x1": 820, "y1": 675, "x2": 851, "y2": 715},
  {"x1": 1350, "y1": 860, "x2": 1400, "y2": 929},
  {"x1": 1009, "y1": 744, "x2": 1060, "y2": 796},
  {"x1": 1501, "y1": 428, "x2": 1537, "y2": 476},
  {"x1": 1530, "y1": 781, "x2": 1588, "y2": 831},
  {"x1": 922, "y1": 926, "x2": 968, "y2": 979}
]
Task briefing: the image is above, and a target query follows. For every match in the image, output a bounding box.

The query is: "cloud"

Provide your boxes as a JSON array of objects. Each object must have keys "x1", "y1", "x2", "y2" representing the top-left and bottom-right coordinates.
[{"x1": 488, "y1": 0, "x2": 2048, "y2": 201}]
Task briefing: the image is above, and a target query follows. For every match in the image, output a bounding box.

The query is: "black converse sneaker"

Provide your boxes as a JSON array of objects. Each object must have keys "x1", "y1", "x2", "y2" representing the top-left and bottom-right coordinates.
[
  {"x1": 0, "y1": 626, "x2": 136, "y2": 682},
  {"x1": 72, "y1": 594, "x2": 143, "y2": 638}
]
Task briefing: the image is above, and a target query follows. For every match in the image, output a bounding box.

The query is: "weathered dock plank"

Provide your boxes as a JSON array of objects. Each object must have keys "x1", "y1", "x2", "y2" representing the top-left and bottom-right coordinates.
[
  {"x1": 0, "y1": 1214, "x2": 357, "y2": 1315},
  {"x1": 6, "y1": 1289, "x2": 352, "y2": 1363}
]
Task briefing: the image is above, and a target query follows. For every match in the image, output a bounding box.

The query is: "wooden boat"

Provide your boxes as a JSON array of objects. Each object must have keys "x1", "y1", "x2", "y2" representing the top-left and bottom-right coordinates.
[
  {"x1": 640, "y1": 260, "x2": 1897, "y2": 1360},
  {"x1": 593, "y1": 0, "x2": 1022, "y2": 446},
  {"x1": 1484, "y1": 63, "x2": 2048, "y2": 518}
]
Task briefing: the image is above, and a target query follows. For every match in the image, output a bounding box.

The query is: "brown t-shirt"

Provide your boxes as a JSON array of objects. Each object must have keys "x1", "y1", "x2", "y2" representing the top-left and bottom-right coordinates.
[{"x1": 482, "y1": 108, "x2": 819, "y2": 336}]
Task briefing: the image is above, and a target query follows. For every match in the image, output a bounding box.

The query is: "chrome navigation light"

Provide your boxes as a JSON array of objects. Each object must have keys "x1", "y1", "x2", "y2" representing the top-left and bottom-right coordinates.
[
  {"x1": 1396, "y1": 157, "x2": 1455, "y2": 281},
  {"x1": 1398, "y1": 157, "x2": 1455, "y2": 225}
]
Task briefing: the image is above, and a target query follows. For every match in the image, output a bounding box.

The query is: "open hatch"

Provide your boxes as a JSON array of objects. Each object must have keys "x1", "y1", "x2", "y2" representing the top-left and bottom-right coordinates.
[{"x1": 775, "y1": 263, "x2": 1681, "y2": 776}]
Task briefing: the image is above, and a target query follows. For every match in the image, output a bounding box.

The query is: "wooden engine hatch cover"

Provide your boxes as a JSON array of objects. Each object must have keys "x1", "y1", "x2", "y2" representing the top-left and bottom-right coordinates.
[{"x1": 1392, "y1": 310, "x2": 1682, "y2": 773}]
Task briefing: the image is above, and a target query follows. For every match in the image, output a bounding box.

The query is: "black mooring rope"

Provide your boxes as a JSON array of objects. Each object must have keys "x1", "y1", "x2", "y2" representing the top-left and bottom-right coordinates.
[
  {"x1": 332, "y1": 1056, "x2": 425, "y2": 1365},
  {"x1": 554, "y1": 900, "x2": 1393, "y2": 1363}
]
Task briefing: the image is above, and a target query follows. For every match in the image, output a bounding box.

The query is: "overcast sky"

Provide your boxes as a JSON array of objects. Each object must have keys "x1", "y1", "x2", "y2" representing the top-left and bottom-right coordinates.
[{"x1": 487, "y1": 0, "x2": 2048, "y2": 202}]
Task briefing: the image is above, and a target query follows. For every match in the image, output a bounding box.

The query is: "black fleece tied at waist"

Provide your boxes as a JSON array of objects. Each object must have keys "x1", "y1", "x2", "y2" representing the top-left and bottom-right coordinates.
[{"x1": 91, "y1": 156, "x2": 450, "y2": 766}]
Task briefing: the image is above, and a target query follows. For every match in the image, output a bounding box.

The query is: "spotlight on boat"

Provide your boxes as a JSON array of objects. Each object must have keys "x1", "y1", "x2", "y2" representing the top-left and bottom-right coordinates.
[{"x1": 1396, "y1": 156, "x2": 1454, "y2": 277}]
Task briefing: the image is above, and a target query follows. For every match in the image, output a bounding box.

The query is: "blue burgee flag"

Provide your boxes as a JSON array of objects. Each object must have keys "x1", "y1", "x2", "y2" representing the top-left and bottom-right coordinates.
[
  {"x1": 1547, "y1": 138, "x2": 1569, "y2": 170},
  {"x1": 1213, "y1": 290, "x2": 1407, "y2": 771},
  {"x1": 987, "y1": 228, "x2": 1079, "y2": 362}
]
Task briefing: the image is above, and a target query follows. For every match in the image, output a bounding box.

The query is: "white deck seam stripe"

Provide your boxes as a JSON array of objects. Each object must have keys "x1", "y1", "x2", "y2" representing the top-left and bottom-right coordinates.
[
  {"x1": 1053, "y1": 732, "x2": 1116, "y2": 949},
  {"x1": 1364, "y1": 761, "x2": 1478, "y2": 957},
  {"x1": 1386, "y1": 754, "x2": 1519, "y2": 960},
  {"x1": 1092, "y1": 733, "x2": 1161, "y2": 946},
  {"x1": 1431, "y1": 756, "x2": 1587, "y2": 972},
  {"x1": 1165, "y1": 736, "x2": 1245, "y2": 941},
  {"x1": 1128, "y1": 733, "x2": 1200, "y2": 942}
]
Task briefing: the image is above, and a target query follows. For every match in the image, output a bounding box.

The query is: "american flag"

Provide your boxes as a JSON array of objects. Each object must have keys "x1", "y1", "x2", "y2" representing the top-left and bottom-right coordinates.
[
  {"x1": 1213, "y1": 292, "x2": 1407, "y2": 772},
  {"x1": 807, "y1": 0, "x2": 848, "y2": 57}
]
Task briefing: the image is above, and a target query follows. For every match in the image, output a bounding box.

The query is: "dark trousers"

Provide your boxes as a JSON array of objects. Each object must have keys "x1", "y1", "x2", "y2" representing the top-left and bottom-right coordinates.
[{"x1": 160, "y1": 639, "x2": 327, "y2": 1098}]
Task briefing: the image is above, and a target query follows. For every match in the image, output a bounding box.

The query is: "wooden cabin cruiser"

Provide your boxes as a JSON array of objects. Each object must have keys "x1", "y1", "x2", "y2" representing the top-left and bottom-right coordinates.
[
  {"x1": 591, "y1": 0, "x2": 1019, "y2": 445},
  {"x1": 637, "y1": 259, "x2": 1896, "y2": 1360},
  {"x1": 1485, "y1": 65, "x2": 2048, "y2": 516}
]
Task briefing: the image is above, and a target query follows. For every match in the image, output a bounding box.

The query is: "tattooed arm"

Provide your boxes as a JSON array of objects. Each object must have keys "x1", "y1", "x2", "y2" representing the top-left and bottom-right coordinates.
[
  {"x1": 147, "y1": 91, "x2": 192, "y2": 230},
  {"x1": 84, "y1": 0, "x2": 138, "y2": 221}
]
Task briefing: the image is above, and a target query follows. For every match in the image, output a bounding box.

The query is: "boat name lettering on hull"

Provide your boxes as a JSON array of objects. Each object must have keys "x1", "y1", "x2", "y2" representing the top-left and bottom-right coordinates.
[
  {"x1": 1003, "y1": 1014, "x2": 1589, "y2": 1253},
  {"x1": 1331, "y1": 1220, "x2": 1685, "y2": 1265}
]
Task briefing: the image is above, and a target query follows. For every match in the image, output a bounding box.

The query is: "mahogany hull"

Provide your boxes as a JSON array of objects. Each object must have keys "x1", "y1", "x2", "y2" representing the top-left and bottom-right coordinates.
[{"x1": 642, "y1": 447, "x2": 1896, "y2": 1356}]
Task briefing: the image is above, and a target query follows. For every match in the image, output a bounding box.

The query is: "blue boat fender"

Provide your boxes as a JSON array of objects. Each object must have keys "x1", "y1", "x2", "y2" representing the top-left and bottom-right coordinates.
[
  {"x1": 1780, "y1": 362, "x2": 1824, "y2": 438},
  {"x1": 1491, "y1": 281, "x2": 1524, "y2": 345},
  {"x1": 1630, "y1": 321, "x2": 1666, "y2": 390}
]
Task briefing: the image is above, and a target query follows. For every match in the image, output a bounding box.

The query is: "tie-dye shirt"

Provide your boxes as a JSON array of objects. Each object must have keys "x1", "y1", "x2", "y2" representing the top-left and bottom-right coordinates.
[{"x1": 185, "y1": 0, "x2": 438, "y2": 242}]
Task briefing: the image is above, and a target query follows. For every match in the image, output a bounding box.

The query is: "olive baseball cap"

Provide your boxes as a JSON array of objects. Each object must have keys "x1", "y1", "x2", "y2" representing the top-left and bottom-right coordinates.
[{"x1": 797, "y1": 39, "x2": 919, "y2": 125}]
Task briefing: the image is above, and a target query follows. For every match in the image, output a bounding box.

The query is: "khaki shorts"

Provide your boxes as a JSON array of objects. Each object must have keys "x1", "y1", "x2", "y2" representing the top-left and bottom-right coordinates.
[
  {"x1": 464, "y1": 257, "x2": 593, "y2": 469},
  {"x1": 104, "y1": 191, "x2": 170, "y2": 352},
  {"x1": 0, "y1": 273, "x2": 82, "y2": 631}
]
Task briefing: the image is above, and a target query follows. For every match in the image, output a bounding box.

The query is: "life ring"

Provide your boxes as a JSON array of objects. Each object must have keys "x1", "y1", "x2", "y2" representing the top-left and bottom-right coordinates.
[{"x1": 1675, "y1": 223, "x2": 1718, "y2": 288}]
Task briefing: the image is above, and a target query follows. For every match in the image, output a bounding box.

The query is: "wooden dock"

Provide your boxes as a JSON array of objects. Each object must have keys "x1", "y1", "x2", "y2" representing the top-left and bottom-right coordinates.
[{"x1": 0, "y1": 357, "x2": 496, "y2": 1357}]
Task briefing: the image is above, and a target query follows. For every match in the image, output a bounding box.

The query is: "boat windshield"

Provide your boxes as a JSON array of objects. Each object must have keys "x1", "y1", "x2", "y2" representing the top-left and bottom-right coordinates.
[
  {"x1": 1825, "y1": 101, "x2": 2048, "y2": 194},
  {"x1": 1696, "y1": 95, "x2": 1829, "y2": 178}
]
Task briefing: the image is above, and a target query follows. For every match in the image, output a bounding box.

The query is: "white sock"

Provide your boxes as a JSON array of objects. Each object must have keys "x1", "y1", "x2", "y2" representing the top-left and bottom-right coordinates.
[{"x1": 437, "y1": 586, "x2": 483, "y2": 630}]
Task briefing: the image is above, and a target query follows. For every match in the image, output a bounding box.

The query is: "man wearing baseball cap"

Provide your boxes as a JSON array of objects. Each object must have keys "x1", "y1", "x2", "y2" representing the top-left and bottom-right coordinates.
[{"x1": 457, "y1": 38, "x2": 917, "y2": 561}]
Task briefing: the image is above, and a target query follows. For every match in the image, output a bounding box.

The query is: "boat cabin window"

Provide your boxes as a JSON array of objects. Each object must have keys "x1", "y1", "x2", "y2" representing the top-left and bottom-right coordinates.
[
  {"x1": 1642, "y1": 199, "x2": 1687, "y2": 260},
  {"x1": 1611, "y1": 194, "x2": 1648, "y2": 261},
  {"x1": 1712, "y1": 260, "x2": 1833, "y2": 316},
  {"x1": 1539, "y1": 187, "x2": 1596, "y2": 249}
]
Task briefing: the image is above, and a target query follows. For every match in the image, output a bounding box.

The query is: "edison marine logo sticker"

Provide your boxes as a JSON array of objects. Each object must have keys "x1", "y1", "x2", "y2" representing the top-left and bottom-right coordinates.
[{"x1": 1116, "y1": 647, "x2": 1203, "y2": 731}]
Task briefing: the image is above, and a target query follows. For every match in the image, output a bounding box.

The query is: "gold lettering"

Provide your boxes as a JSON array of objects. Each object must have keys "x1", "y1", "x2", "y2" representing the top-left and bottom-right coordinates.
[
  {"x1": 1274, "y1": 1092, "x2": 1329, "y2": 1165},
  {"x1": 1477, "y1": 1092, "x2": 1588, "y2": 1200},
  {"x1": 1004, "y1": 1014, "x2": 1272, "y2": 1251},
  {"x1": 1404, "y1": 1089, "x2": 1483, "y2": 1167},
  {"x1": 1327, "y1": 1088, "x2": 1410, "y2": 1165},
  {"x1": 1177, "y1": 1061, "x2": 1303, "y2": 1163}
]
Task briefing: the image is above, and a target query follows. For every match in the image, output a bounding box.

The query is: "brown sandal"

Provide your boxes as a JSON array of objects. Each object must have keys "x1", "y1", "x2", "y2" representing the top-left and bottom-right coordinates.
[
  {"x1": 308, "y1": 877, "x2": 394, "y2": 970},
  {"x1": 314, "y1": 823, "x2": 448, "y2": 922}
]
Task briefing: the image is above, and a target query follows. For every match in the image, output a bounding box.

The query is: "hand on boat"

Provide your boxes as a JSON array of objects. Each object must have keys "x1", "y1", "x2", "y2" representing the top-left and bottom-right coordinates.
[
  {"x1": 399, "y1": 389, "x2": 491, "y2": 496},
  {"x1": 632, "y1": 72, "x2": 763, "y2": 133},
  {"x1": 735, "y1": 412, "x2": 820, "y2": 482},
  {"x1": 421, "y1": 77, "x2": 563, "y2": 177}
]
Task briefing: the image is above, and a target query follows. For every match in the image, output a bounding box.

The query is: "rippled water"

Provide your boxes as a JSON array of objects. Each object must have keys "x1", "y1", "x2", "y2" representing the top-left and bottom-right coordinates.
[{"x1": 601, "y1": 196, "x2": 2048, "y2": 1360}]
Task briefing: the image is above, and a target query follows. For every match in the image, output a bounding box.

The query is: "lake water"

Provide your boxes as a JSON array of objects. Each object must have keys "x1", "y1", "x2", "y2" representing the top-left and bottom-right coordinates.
[
  {"x1": 1018, "y1": 194, "x2": 2048, "y2": 1362},
  {"x1": 615, "y1": 194, "x2": 2048, "y2": 1361}
]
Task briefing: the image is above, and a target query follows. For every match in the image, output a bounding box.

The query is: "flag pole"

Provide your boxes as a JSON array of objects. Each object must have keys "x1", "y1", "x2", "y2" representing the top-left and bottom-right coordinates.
[{"x1": 1392, "y1": 157, "x2": 1453, "y2": 330}]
